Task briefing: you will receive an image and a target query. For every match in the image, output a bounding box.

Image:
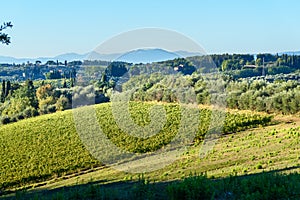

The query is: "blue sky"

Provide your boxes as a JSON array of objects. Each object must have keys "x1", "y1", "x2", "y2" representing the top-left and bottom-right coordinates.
[{"x1": 0, "y1": 0, "x2": 299, "y2": 57}]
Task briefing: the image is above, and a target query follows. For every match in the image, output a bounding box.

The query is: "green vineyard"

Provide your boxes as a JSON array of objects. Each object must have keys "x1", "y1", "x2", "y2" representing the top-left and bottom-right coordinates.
[{"x1": 0, "y1": 102, "x2": 272, "y2": 191}]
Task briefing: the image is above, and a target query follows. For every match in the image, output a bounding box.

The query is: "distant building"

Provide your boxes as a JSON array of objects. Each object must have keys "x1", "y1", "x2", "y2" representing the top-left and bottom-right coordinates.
[
  {"x1": 174, "y1": 64, "x2": 184, "y2": 71},
  {"x1": 266, "y1": 62, "x2": 275, "y2": 67},
  {"x1": 243, "y1": 65, "x2": 257, "y2": 69}
]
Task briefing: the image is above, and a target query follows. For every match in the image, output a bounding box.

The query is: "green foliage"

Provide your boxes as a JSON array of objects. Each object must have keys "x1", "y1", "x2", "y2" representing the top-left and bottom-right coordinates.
[
  {"x1": 1, "y1": 97, "x2": 32, "y2": 116},
  {"x1": 125, "y1": 71, "x2": 300, "y2": 115},
  {"x1": 0, "y1": 102, "x2": 272, "y2": 190},
  {"x1": 19, "y1": 172, "x2": 300, "y2": 199},
  {"x1": 55, "y1": 95, "x2": 71, "y2": 111},
  {"x1": 36, "y1": 84, "x2": 57, "y2": 114},
  {"x1": 226, "y1": 78, "x2": 300, "y2": 114},
  {"x1": 222, "y1": 59, "x2": 239, "y2": 71},
  {"x1": 72, "y1": 85, "x2": 96, "y2": 107},
  {"x1": 22, "y1": 106, "x2": 39, "y2": 118},
  {"x1": 13, "y1": 80, "x2": 37, "y2": 108},
  {"x1": 5, "y1": 80, "x2": 11, "y2": 97},
  {"x1": 0, "y1": 22, "x2": 13, "y2": 45},
  {"x1": 257, "y1": 53, "x2": 277, "y2": 63},
  {"x1": 229, "y1": 67, "x2": 263, "y2": 78},
  {"x1": 0, "y1": 82, "x2": 39, "y2": 123},
  {"x1": 167, "y1": 172, "x2": 300, "y2": 200},
  {"x1": 0, "y1": 110, "x2": 99, "y2": 190},
  {"x1": 170, "y1": 58, "x2": 196, "y2": 75},
  {"x1": 105, "y1": 61, "x2": 128, "y2": 77},
  {"x1": 36, "y1": 84, "x2": 55, "y2": 101},
  {"x1": 0, "y1": 115, "x2": 10, "y2": 125},
  {"x1": 45, "y1": 70, "x2": 62, "y2": 79},
  {"x1": 255, "y1": 58, "x2": 262, "y2": 66},
  {"x1": 122, "y1": 73, "x2": 164, "y2": 91},
  {"x1": 267, "y1": 65, "x2": 294, "y2": 75},
  {"x1": 0, "y1": 80, "x2": 5, "y2": 102}
]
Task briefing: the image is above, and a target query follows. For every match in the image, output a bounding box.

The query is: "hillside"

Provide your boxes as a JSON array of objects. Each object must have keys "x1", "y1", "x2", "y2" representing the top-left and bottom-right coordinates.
[{"x1": 0, "y1": 102, "x2": 299, "y2": 199}]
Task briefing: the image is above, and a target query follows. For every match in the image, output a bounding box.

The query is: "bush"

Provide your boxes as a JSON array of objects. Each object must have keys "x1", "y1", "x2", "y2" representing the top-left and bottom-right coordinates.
[
  {"x1": 16, "y1": 113, "x2": 25, "y2": 120},
  {"x1": 39, "y1": 103, "x2": 56, "y2": 114},
  {"x1": 38, "y1": 96, "x2": 56, "y2": 114},
  {"x1": 47, "y1": 104, "x2": 56, "y2": 113},
  {"x1": 23, "y1": 107, "x2": 39, "y2": 118},
  {"x1": 0, "y1": 115, "x2": 10, "y2": 125},
  {"x1": 166, "y1": 172, "x2": 300, "y2": 200},
  {"x1": 72, "y1": 86, "x2": 96, "y2": 107},
  {"x1": 56, "y1": 96, "x2": 71, "y2": 111},
  {"x1": 9, "y1": 116, "x2": 17, "y2": 123}
]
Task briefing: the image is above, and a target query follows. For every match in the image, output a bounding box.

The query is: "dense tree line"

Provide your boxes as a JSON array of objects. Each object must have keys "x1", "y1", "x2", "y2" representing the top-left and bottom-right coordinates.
[
  {"x1": 187, "y1": 53, "x2": 300, "y2": 72},
  {"x1": 0, "y1": 80, "x2": 66, "y2": 124},
  {"x1": 2, "y1": 54, "x2": 300, "y2": 125},
  {"x1": 0, "y1": 79, "x2": 108, "y2": 125},
  {"x1": 122, "y1": 72, "x2": 300, "y2": 114},
  {"x1": 45, "y1": 68, "x2": 76, "y2": 80},
  {"x1": 227, "y1": 65, "x2": 296, "y2": 79},
  {"x1": 225, "y1": 78, "x2": 300, "y2": 114}
]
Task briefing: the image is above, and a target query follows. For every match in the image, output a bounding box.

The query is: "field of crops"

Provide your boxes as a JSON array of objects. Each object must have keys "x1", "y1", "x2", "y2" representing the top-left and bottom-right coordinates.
[{"x1": 0, "y1": 102, "x2": 272, "y2": 191}]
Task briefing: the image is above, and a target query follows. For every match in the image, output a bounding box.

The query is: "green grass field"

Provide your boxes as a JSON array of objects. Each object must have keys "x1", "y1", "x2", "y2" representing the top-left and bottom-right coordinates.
[{"x1": 0, "y1": 102, "x2": 299, "y2": 199}]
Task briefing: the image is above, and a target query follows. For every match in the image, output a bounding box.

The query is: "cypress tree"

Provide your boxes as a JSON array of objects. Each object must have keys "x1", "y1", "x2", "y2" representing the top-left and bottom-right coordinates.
[
  {"x1": 5, "y1": 80, "x2": 11, "y2": 97},
  {"x1": 63, "y1": 79, "x2": 67, "y2": 88},
  {"x1": 70, "y1": 78, "x2": 74, "y2": 87},
  {"x1": 1, "y1": 80, "x2": 5, "y2": 102}
]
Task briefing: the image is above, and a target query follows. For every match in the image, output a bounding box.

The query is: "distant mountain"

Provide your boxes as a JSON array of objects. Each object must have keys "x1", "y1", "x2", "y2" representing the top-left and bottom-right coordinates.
[
  {"x1": 86, "y1": 51, "x2": 122, "y2": 61},
  {"x1": 0, "y1": 49, "x2": 200, "y2": 64},
  {"x1": 279, "y1": 51, "x2": 300, "y2": 55},
  {"x1": 53, "y1": 53, "x2": 88, "y2": 61},
  {"x1": 0, "y1": 55, "x2": 22, "y2": 64},
  {"x1": 116, "y1": 48, "x2": 181, "y2": 63},
  {"x1": 0, "y1": 52, "x2": 124, "y2": 64},
  {"x1": 0, "y1": 53, "x2": 88, "y2": 64},
  {"x1": 174, "y1": 50, "x2": 202, "y2": 57}
]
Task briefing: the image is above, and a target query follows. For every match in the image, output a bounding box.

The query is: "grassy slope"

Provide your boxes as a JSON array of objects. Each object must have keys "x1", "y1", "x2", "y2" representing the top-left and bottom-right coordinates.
[
  {"x1": 0, "y1": 103, "x2": 299, "y2": 198},
  {"x1": 0, "y1": 109, "x2": 100, "y2": 190},
  {"x1": 32, "y1": 114, "x2": 299, "y2": 188},
  {"x1": 3, "y1": 114, "x2": 299, "y2": 199}
]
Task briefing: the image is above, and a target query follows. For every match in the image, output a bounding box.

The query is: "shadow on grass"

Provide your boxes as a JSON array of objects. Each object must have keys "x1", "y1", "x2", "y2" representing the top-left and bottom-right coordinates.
[{"x1": 1, "y1": 166, "x2": 300, "y2": 200}]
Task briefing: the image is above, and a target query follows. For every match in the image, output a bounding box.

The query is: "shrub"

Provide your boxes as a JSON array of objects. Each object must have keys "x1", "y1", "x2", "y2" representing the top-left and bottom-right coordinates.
[
  {"x1": 23, "y1": 107, "x2": 39, "y2": 118},
  {"x1": 38, "y1": 96, "x2": 56, "y2": 114},
  {"x1": 55, "y1": 96, "x2": 70, "y2": 111},
  {"x1": 0, "y1": 115, "x2": 10, "y2": 124},
  {"x1": 47, "y1": 104, "x2": 56, "y2": 113},
  {"x1": 16, "y1": 113, "x2": 25, "y2": 120},
  {"x1": 256, "y1": 164, "x2": 263, "y2": 169}
]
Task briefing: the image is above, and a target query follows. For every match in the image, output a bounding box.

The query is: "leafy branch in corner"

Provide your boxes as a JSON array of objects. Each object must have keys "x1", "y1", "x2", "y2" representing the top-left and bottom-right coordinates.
[{"x1": 0, "y1": 21, "x2": 13, "y2": 45}]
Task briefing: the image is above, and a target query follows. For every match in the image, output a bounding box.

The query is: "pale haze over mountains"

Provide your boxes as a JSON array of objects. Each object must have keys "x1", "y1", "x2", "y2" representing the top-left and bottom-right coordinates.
[
  {"x1": 0, "y1": 49, "x2": 200, "y2": 64},
  {"x1": 0, "y1": 49, "x2": 299, "y2": 64}
]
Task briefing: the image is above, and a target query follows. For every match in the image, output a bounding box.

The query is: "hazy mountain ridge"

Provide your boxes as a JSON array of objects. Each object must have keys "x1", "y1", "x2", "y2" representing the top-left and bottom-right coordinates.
[
  {"x1": 279, "y1": 51, "x2": 300, "y2": 55},
  {"x1": 0, "y1": 49, "x2": 203, "y2": 64},
  {"x1": 1, "y1": 49, "x2": 299, "y2": 64},
  {"x1": 116, "y1": 48, "x2": 180, "y2": 63},
  {"x1": 0, "y1": 53, "x2": 87, "y2": 64}
]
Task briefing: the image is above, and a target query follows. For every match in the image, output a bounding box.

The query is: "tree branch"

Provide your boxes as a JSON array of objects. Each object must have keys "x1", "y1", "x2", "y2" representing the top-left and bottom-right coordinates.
[{"x1": 0, "y1": 21, "x2": 13, "y2": 45}]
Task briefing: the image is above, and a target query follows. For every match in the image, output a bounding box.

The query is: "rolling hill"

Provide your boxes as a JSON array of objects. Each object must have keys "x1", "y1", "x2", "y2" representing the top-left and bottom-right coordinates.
[
  {"x1": 0, "y1": 103, "x2": 300, "y2": 199},
  {"x1": 0, "y1": 102, "x2": 274, "y2": 191}
]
